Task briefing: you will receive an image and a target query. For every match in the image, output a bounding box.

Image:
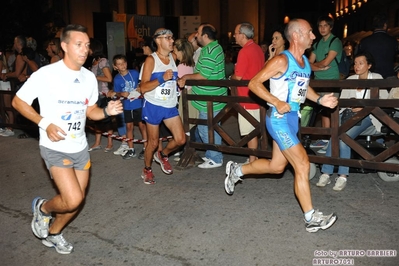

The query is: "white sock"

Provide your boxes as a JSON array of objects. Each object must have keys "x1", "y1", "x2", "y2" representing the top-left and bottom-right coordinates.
[
  {"x1": 304, "y1": 209, "x2": 315, "y2": 222},
  {"x1": 234, "y1": 165, "x2": 243, "y2": 177}
]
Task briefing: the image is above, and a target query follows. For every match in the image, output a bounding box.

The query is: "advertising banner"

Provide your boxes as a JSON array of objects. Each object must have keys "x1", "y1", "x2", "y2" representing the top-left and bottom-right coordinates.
[{"x1": 179, "y1": 16, "x2": 201, "y2": 39}]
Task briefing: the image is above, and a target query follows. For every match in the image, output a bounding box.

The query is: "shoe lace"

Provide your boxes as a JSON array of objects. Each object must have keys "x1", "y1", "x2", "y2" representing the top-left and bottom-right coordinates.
[
  {"x1": 53, "y1": 234, "x2": 69, "y2": 246},
  {"x1": 310, "y1": 210, "x2": 328, "y2": 224}
]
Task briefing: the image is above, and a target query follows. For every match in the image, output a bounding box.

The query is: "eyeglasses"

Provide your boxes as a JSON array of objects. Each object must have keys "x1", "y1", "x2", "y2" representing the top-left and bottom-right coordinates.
[{"x1": 157, "y1": 36, "x2": 174, "y2": 41}]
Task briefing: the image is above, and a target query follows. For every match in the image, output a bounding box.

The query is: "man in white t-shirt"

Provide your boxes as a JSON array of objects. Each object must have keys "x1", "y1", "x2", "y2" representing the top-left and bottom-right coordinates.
[{"x1": 12, "y1": 24, "x2": 123, "y2": 254}]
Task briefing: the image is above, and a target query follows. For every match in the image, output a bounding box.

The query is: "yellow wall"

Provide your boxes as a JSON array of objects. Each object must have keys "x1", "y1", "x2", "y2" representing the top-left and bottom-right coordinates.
[
  {"x1": 67, "y1": 0, "x2": 101, "y2": 37},
  {"x1": 227, "y1": 0, "x2": 259, "y2": 43},
  {"x1": 198, "y1": 0, "x2": 221, "y2": 33}
]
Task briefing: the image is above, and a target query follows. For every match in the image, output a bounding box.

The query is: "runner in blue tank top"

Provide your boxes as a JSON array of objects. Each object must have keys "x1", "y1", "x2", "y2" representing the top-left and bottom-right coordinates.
[{"x1": 224, "y1": 19, "x2": 339, "y2": 233}]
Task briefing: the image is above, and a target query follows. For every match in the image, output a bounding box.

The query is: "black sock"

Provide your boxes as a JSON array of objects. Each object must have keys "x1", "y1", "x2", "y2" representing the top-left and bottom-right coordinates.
[
  {"x1": 160, "y1": 151, "x2": 167, "y2": 158},
  {"x1": 145, "y1": 166, "x2": 152, "y2": 171}
]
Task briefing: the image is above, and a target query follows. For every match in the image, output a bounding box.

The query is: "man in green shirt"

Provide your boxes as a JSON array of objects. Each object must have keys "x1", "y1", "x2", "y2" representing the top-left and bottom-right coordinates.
[
  {"x1": 178, "y1": 23, "x2": 226, "y2": 169},
  {"x1": 308, "y1": 15, "x2": 343, "y2": 151}
]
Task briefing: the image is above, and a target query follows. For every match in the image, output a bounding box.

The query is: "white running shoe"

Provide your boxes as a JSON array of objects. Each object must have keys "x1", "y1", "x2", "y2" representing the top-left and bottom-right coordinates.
[
  {"x1": 333, "y1": 176, "x2": 347, "y2": 191},
  {"x1": 31, "y1": 197, "x2": 52, "y2": 239},
  {"x1": 42, "y1": 233, "x2": 74, "y2": 254},
  {"x1": 224, "y1": 161, "x2": 242, "y2": 195},
  {"x1": 305, "y1": 210, "x2": 337, "y2": 233},
  {"x1": 316, "y1": 174, "x2": 331, "y2": 187},
  {"x1": 113, "y1": 144, "x2": 128, "y2": 156},
  {"x1": 198, "y1": 158, "x2": 222, "y2": 169}
]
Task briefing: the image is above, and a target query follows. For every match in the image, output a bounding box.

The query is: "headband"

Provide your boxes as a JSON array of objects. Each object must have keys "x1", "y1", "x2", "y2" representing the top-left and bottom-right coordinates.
[{"x1": 153, "y1": 29, "x2": 173, "y2": 38}]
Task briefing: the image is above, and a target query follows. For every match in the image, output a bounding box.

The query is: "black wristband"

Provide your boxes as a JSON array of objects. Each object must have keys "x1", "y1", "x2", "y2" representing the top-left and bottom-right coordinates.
[
  {"x1": 317, "y1": 95, "x2": 323, "y2": 105},
  {"x1": 103, "y1": 107, "x2": 109, "y2": 118}
]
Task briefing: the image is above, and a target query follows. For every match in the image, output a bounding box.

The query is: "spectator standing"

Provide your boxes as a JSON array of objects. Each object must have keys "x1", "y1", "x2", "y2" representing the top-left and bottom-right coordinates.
[
  {"x1": 0, "y1": 48, "x2": 12, "y2": 135},
  {"x1": 259, "y1": 41, "x2": 269, "y2": 61},
  {"x1": 88, "y1": 39, "x2": 114, "y2": 152},
  {"x1": 112, "y1": 54, "x2": 145, "y2": 159},
  {"x1": 0, "y1": 35, "x2": 29, "y2": 137},
  {"x1": 224, "y1": 49, "x2": 235, "y2": 79},
  {"x1": 188, "y1": 32, "x2": 202, "y2": 64},
  {"x1": 230, "y1": 22, "x2": 265, "y2": 163},
  {"x1": 178, "y1": 24, "x2": 227, "y2": 169},
  {"x1": 173, "y1": 38, "x2": 195, "y2": 158},
  {"x1": 139, "y1": 28, "x2": 186, "y2": 184},
  {"x1": 308, "y1": 15, "x2": 343, "y2": 150},
  {"x1": 48, "y1": 38, "x2": 64, "y2": 64},
  {"x1": 224, "y1": 19, "x2": 338, "y2": 233},
  {"x1": 317, "y1": 52, "x2": 388, "y2": 191},
  {"x1": 267, "y1": 26, "x2": 288, "y2": 61},
  {"x1": 12, "y1": 24, "x2": 123, "y2": 254},
  {"x1": 186, "y1": 32, "x2": 202, "y2": 131},
  {"x1": 358, "y1": 12, "x2": 398, "y2": 79},
  {"x1": 173, "y1": 38, "x2": 195, "y2": 121}
]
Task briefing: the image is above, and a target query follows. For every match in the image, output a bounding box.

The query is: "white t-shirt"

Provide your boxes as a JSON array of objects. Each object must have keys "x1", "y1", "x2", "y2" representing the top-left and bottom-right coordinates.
[{"x1": 16, "y1": 60, "x2": 98, "y2": 153}]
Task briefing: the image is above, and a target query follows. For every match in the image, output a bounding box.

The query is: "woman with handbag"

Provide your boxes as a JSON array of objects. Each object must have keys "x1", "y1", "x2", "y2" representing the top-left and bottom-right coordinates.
[{"x1": 316, "y1": 51, "x2": 388, "y2": 191}]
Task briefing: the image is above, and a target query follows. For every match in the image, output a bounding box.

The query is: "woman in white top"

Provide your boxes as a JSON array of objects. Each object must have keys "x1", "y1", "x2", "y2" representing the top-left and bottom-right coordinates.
[{"x1": 317, "y1": 51, "x2": 388, "y2": 191}]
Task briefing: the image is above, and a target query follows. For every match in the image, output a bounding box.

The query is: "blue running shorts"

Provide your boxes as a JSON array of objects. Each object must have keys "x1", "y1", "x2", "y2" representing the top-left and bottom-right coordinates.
[
  {"x1": 142, "y1": 99, "x2": 179, "y2": 125},
  {"x1": 266, "y1": 107, "x2": 300, "y2": 151}
]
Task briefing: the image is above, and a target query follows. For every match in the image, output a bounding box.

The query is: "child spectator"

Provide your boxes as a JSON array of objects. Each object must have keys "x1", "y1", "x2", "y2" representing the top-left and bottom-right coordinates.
[{"x1": 113, "y1": 54, "x2": 147, "y2": 159}]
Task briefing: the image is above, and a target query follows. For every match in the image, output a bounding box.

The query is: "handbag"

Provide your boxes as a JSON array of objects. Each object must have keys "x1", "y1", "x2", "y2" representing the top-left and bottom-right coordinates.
[
  {"x1": 340, "y1": 88, "x2": 367, "y2": 124},
  {"x1": 341, "y1": 108, "x2": 357, "y2": 124}
]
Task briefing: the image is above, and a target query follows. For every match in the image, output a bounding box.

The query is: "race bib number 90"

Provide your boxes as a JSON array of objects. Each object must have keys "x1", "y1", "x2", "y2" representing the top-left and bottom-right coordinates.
[{"x1": 291, "y1": 77, "x2": 309, "y2": 104}]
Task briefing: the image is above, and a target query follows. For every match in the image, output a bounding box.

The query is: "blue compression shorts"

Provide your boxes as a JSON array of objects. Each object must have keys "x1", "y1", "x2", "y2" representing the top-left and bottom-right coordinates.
[{"x1": 266, "y1": 107, "x2": 300, "y2": 151}]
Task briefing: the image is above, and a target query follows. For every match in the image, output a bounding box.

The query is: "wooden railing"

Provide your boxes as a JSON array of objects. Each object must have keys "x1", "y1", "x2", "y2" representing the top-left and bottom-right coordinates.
[
  {"x1": 177, "y1": 79, "x2": 399, "y2": 173},
  {"x1": 3, "y1": 78, "x2": 399, "y2": 173}
]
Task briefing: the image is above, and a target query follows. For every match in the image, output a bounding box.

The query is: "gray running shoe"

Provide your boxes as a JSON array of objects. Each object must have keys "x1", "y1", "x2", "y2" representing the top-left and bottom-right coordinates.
[
  {"x1": 138, "y1": 149, "x2": 145, "y2": 160},
  {"x1": 305, "y1": 210, "x2": 337, "y2": 233},
  {"x1": 31, "y1": 197, "x2": 52, "y2": 238},
  {"x1": 122, "y1": 149, "x2": 136, "y2": 160},
  {"x1": 42, "y1": 233, "x2": 74, "y2": 254},
  {"x1": 224, "y1": 161, "x2": 243, "y2": 195}
]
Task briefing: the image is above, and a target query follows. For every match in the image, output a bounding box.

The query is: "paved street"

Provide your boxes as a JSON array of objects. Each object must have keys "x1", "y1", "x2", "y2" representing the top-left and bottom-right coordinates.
[{"x1": 1, "y1": 128, "x2": 398, "y2": 266}]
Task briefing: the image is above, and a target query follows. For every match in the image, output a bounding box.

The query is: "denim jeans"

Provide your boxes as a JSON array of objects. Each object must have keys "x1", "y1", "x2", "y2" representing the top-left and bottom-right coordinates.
[
  {"x1": 321, "y1": 114, "x2": 373, "y2": 176},
  {"x1": 116, "y1": 112, "x2": 126, "y2": 136},
  {"x1": 198, "y1": 111, "x2": 223, "y2": 163}
]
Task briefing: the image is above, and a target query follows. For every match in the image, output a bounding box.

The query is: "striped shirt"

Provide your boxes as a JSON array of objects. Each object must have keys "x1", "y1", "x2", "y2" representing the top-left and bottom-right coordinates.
[{"x1": 192, "y1": 40, "x2": 227, "y2": 112}]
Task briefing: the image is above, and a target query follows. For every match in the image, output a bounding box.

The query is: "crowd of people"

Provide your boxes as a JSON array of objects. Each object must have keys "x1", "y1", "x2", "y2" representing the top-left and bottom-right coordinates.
[{"x1": 2, "y1": 11, "x2": 399, "y2": 254}]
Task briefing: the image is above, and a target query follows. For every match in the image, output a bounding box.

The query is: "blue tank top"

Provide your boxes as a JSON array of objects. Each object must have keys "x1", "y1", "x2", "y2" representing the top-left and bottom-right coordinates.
[{"x1": 269, "y1": 50, "x2": 311, "y2": 111}]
